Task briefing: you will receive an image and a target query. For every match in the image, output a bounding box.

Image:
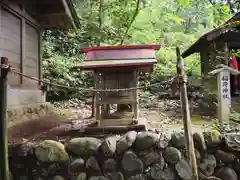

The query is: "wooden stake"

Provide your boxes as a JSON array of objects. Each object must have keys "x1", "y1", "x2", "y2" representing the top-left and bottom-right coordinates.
[
  {"x1": 0, "y1": 57, "x2": 10, "y2": 180},
  {"x1": 176, "y1": 47, "x2": 198, "y2": 180}
]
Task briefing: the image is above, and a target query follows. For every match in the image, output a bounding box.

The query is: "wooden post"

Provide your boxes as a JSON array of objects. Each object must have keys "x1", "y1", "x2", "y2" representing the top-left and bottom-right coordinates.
[
  {"x1": 95, "y1": 72, "x2": 101, "y2": 125},
  {"x1": 176, "y1": 47, "x2": 198, "y2": 180},
  {"x1": 99, "y1": 73, "x2": 105, "y2": 122},
  {"x1": 223, "y1": 43, "x2": 229, "y2": 65},
  {"x1": 20, "y1": 6, "x2": 26, "y2": 85},
  {"x1": 91, "y1": 71, "x2": 96, "y2": 118},
  {"x1": 133, "y1": 69, "x2": 139, "y2": 120},
  {"x1": 0, "y1": 57, "x2": 10, "y2": 180},
  {"x1": 91, "y1": 94, "x2": 95, "y2": 118}
]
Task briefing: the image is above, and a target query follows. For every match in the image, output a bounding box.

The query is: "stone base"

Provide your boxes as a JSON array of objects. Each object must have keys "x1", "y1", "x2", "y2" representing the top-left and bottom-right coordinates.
[
  {"x1": 7, "y1": 102, "x2": 57, "y2": 127},
  {"x1": 99, "y1": 117, "x2": 147, "y2": 127}
]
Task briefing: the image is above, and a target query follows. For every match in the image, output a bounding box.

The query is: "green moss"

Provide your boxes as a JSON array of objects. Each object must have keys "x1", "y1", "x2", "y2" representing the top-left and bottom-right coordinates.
[
  {"x1": 203, "y1": 129, "x2": 221, "y2": 147},
  {"x1": 35, "y1": 140, "x2": 69, "y2": 163},
  {"x1": 191, "y1": 115, "x2": 213, "y2": 125},
  {"x1": 211, "y1": 129, "x2": 221, "y2": 138}
]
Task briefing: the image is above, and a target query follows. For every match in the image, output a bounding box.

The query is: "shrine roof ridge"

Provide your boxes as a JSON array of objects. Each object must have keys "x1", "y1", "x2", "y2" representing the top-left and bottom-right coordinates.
[{"x1": 82, "y1": 44, "x2": 161, "y2": 53}]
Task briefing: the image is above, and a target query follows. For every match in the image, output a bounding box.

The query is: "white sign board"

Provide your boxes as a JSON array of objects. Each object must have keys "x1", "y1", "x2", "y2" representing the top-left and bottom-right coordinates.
[{"x1": 218, "y1": 70, "x2": 231, "y2": 122}]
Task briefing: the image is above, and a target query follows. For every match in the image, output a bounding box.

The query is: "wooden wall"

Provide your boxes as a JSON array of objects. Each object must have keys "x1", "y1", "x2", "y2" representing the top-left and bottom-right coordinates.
[
  {"x1": 0, "y1": 8, "x2": 21, "y2": 86},
  {"x1": 0, "y1": 1, "x2": 42, "y2": 89},
  {"x1": 24, "y1": 23, "x2": 40, "y2": 88}
]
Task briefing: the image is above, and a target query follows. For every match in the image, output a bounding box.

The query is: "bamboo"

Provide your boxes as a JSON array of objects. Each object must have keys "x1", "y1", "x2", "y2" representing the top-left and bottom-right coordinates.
[{"x1": 176, "y1": 48, "x2": 198, "y2": 180}]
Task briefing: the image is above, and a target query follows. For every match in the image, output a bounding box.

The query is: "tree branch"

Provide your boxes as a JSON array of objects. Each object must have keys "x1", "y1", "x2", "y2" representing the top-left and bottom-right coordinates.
[
  {"x1": 227, "y1": 0, "x2": 236, "y2": 14},
  {"x1": 98, "y1": 0, "x2": 104, "y2": 46},
  {"x1": 208, "y1": 0, "x2": 216, "y2": 5},
  {"x1": 120, "y1": 0, "x2": 141, "y2": 45}
]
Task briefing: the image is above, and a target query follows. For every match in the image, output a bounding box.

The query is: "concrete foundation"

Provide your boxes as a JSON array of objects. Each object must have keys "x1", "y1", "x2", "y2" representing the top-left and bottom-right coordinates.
[
  {"x1": 6, "y1": 87, "x2": 56, "y2": 127},
  {"x1": 7, "y1": 87, "x2": 45, "y2": 106},
  {"x1": 7, "y1": 102, "x2": 56, "y2": 127}
]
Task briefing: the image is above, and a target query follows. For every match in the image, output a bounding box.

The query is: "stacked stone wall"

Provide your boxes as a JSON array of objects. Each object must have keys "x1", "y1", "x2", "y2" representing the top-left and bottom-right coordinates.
[{"x1": 8, "y1": 130, "x2": 240, "y2": 180}]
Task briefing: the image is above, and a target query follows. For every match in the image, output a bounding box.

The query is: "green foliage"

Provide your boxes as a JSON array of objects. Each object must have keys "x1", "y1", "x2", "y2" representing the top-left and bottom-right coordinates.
[
  {"x1": 176, "y1": 0, "x2": 191, "y2": 8},
  {"x1": 42, "y1": 40, "x2": 93, "y2": 102},
  {"x1": 42, "y1": 0, "x2": 238, "y2": 101},
  {"x1": 230, "y1": 111, "x2": 240, "y2": 123}
]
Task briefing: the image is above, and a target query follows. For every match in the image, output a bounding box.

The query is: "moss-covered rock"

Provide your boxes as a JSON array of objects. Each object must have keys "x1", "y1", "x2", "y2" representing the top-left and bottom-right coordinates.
[
  {"x1": 35, "y1": 140, "x2": 69, "y2": 162},
  {"x1": 225, "y1": 133, "x2": 240, "y2": 152},
  {"x1": 135, "y1": 132, "x2": 159, "y2": 151},
  {"x1": 76, "y1": 172, "x2": 87, "y2": 180},
  {"x1": 163, "y1": 147, "x2": 181, "y2": 165},
  {"x1": 18, "y1": 142, "x2": 36, "y2": 157},
  {"x1": 175, "y1": 159, "x2": 193, "y2": 180},
  {"x1": 53, "y1": 175, "x2": 65, "y2": 180},
  {"x1": 215, "y1": 167, "x2": 237, "y2": 180},
  {"x1": 66, "y1": 137, "x2": 101, "y2": 156},
  {"x1": 203, "y1": 130, "x2": 222, "y2": 148},
  {"x1": 69, "y1": 158, "x2": 85, "y2": 172},
  {"x1": 199, "y1": 154, "x2": 216, "y2": 176},
  {"x1": 171, "y1": 131, "x2": 185, "y2": 149},
  {"x1": 193, "y1": 132, "x2": 207, "y2": 156}
]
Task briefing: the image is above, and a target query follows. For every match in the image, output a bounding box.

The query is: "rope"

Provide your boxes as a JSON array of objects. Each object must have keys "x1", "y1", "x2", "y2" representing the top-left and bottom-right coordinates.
[{"x1": 0, "y1": 64, "x2": 177, "y2": 92}]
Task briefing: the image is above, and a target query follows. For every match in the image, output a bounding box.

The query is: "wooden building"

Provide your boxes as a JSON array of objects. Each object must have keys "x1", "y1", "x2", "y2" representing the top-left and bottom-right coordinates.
[
  {"x1": 76, "y1": 45, "x2": 160, "y2": 127},
  {"x1": 0, "y1": 0, "x2": 78, "y2": 124},
  {"x1": 181, "y1": 12, "x2": 240, "y2": 92},
  {"x1": 182, "y1": 13, "x2": 240, "y2": 75}
]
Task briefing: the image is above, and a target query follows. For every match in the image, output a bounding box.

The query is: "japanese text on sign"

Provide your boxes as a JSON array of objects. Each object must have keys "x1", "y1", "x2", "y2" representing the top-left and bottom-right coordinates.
[{"x1": 221, "y1": 75, "x2": 229, "y2": 99}]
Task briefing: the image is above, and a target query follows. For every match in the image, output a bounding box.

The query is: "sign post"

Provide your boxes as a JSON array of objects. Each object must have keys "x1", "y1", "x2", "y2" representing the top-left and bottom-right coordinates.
[{"x1": 209, "y1": 64, "x2": 240, "y2": 125}]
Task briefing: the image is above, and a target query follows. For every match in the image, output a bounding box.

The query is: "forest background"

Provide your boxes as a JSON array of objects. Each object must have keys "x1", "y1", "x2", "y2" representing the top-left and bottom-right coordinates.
[{"x1": 42, "y1": 0, "x2": 240, "y2": 102}]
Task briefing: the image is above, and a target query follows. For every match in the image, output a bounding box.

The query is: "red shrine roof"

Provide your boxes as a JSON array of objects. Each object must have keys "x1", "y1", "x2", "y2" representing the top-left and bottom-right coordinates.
[
  {"x1": 76, "y1": 44, "x2": 161, "y2": 71},
  {"x1": 82, "y1": 44, "x2": 161, "y2": 52}
]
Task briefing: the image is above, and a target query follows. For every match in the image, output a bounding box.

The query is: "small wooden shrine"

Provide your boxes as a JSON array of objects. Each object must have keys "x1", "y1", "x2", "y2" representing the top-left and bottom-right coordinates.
[{"x1": 76, "y1": 45, "x2": 161, "y2": 126}]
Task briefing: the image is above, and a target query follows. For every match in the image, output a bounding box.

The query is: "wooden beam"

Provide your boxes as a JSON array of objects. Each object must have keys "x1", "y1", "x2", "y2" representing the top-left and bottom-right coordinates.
[
  {"x1": 60, "y1": 124, "x2": 146, "y2": 136},
  {"x1": 37, "y1": 2, "x2": 65, "y2": 14},
  {"x1": 39, "y1": 13, "x2": 73, "y2": 29},
  {"x1": 60, "y1": 0, "x2": 76, "y2": 29}
]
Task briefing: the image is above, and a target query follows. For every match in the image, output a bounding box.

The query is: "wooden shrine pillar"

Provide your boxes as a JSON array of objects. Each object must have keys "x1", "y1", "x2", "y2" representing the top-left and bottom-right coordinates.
[
  {"x1": 95, "y1": 72, "x2": 101, "y2": 124},
  {"x1": 92, "y1": 71, "x2": 96, "y2": 117},
  {"x1": 133, "y1": 69, "x2": 139, "y2": 120}
]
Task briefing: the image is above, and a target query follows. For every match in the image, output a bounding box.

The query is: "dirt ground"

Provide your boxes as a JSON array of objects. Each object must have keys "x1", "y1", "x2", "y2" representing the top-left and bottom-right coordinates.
[
  {"x1": 8, "y1": 98, "x2": 216, "y2": 144},
  {"x1": 8, "y1": 115, "x2": 65, "y2": 143}
]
